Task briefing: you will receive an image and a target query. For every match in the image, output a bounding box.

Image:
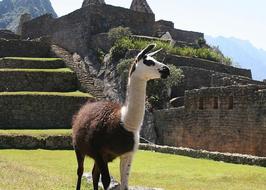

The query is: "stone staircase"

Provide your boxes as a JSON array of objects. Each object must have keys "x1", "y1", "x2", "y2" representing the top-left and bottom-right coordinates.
[
  {"x1": 0, "y1": 56, "x2": 94, "y2": 129},
  {"x1": 50, "y1": 45, "x2": 106, "y2": 100}
]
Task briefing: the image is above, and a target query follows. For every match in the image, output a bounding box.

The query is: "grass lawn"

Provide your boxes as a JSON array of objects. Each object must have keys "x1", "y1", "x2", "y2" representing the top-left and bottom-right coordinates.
[
  {"x1": 0, "y1": 57, "x2": 63, "y2": 61},
  {"x1": 0, "y1": 150, "x2": 265, "y2": 190},
  {"x1": 0, "y1": 68, "x2": 73, "y2": 73},
  {"x1": 0, "y1": 129, "x2": 71, "y2": 136}
]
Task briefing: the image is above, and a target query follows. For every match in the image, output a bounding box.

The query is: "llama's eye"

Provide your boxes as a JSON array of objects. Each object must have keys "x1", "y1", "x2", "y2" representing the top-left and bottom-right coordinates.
[{"x1": 143, "y1": 59, "x2": 155, "y2": 66}]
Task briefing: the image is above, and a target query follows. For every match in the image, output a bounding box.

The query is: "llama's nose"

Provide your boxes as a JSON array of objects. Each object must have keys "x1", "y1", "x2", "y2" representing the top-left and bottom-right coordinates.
[{"x1": 159, "y1": 66, "x2": 170, "y2": 79}]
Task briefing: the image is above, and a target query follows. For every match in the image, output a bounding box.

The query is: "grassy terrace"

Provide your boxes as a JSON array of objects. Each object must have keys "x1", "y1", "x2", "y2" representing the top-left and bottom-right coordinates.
[
  {"x1": 0, "y1": 91, "x2": 94, "y2": 97},
  {"x1": 0, "y1": 68, "x2": 73, "y2": 73},
  {"x1": 0, "y1": 150, "x2": 265, "y2": 190},
  {"x1": 112, "y1": 37, "x2": 232, "y2": 65},
  {"x1": 0, "y1": 57, "x2": 63, "y2": 61},
  {"x1": 0, "y1": 129, "x2": 71, "y2": 136}
]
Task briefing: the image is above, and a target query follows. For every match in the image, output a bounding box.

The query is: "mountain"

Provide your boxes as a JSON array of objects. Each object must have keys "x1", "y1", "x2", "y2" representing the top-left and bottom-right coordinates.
[
  {"x1": 0, "y1": 0, "x2": 57, "y2": 32},
  {"x1": 206, "y1": 36, "x2": 266, "y2": 81}
]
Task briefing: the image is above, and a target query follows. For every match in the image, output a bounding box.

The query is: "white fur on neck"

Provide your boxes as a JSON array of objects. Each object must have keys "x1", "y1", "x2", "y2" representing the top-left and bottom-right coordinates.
[{"x1": 121, "y1": 77, "x2": 147, "y2": 133}]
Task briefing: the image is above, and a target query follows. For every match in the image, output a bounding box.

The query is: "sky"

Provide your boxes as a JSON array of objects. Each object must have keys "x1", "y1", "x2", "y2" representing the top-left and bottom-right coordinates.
[{"x1": 50, "y1": 0, "x2": 266, "y2": 51}]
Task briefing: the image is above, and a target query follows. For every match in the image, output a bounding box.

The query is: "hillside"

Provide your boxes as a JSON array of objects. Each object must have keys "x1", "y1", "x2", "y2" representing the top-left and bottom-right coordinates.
[
  {"x1": 0, "y1": 0, "x2": 57, "y2": 31},
  {"x1": 206, "y1": 35, "x2": 266, "y2": 80}
]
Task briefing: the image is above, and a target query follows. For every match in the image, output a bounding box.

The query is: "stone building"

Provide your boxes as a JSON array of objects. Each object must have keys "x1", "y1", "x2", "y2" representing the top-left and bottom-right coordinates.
[
  {"x1": 130, "y1": 0, "x2": 154, "y2": 14},
  {"x1": 155, "y1": 85, "x2": 266, "y2": 157},
  {"x1": 21, "y1": 0, "x2": 203, "y2": 56},
  {"x1": 16, "y1": 13, "x2": 32, "y2": 35}
]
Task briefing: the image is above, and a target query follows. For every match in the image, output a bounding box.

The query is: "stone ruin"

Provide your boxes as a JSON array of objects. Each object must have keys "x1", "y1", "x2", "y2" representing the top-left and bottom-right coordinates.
[
  {"x1": 21, "y1": 0, "x2": 203, "y2": 56},
  {"x1": 130, "y1": 0, "x2": 154, "y2": 14},
  {"x1": 1, "y1": 0, "x2": 265, "y2": 158},
  {"x1": 16, "y1": 13, "x2": 32, "y2": 35},
  {"x1": 82, "y1": 0, "x2": 106, "y2": 7}
]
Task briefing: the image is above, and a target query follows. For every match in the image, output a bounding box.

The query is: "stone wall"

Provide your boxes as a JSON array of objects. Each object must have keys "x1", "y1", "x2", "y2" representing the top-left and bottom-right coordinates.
[
  {"x1": 0, "y1": 38, "x2": 50, "y2": 57},
  {"x1": 0, "y1": 134, "x2": 73, "y2": 150},
  {"x1": 171, "y1": 66, "x2": 264, "y2": 98},
  {"x1": 0, "y1": 95, "x2": 92, "y2": 129},
  {"x1": 153, "y1": 20, "x2": 204, "y2": 43},
  {"x1": 165, "y1": 54, "x2": 252, "y2": 78},
  {"x1": 0, "y1": 30, "x2": 20, "y2": 39},
  {"x1": 155, "y1": 85, "x2": 266, "y2": 157},
  {"x1": 22, "y1": 5, "x2": 155, "y2": 56},
  {"x1": 2, "y1": 134, "x2": 265, "y2": 166},
  {"x1": 0, "y1": 70, "x2": 78, "y2": 92}
]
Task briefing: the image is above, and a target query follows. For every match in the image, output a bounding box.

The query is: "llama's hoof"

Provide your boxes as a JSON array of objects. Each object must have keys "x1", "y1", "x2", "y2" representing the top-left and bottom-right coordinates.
[
  {"x1": 83, "y1": 173, "x2": 164, "y2": 190},
  {"x1": 83, "y1": 173, "x2": 119, "y2": 189}
]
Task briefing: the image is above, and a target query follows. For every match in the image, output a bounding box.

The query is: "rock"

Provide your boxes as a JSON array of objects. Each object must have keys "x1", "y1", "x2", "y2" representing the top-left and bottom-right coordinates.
[
  {"x1": 0, "y1": 0, "x2": 57, "y2": 31},
  {"x1": 160, "y1": 31, "x2": 175, "y2": 46},
  {"x1": 82, "y1": 0, "x2": 106, "y2": 7},
  {"x1": 83, "y1": 173, "x2": 164, "y2": 190},
  {"x1": 170, "y1": 97, "x2": 184, "y2": 107},
  {"x1": 130, "y1": 0, "x2": 154, "y2": 14},
  {"x1": 16, "y1": 13, "x2": 32, "y2": 35}
]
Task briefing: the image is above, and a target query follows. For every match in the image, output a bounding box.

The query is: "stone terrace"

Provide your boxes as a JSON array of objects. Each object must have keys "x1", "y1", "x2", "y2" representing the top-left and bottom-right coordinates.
[{"x1": 0, "y1": 40, "x2": 94, "y2": 129}]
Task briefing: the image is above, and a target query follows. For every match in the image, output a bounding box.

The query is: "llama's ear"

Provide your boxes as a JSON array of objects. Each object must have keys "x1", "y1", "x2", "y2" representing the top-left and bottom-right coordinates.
[
  {"x1": 137, "y1": 44, "x2": 156, "y2": 61},
  {"x1": 148, "y1": 48, "x2": 162, "y2": 57}
]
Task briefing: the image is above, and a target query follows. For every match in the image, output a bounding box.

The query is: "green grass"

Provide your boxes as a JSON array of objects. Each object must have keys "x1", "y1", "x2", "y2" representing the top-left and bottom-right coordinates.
[
  {"x1": 0, "y1": 91, "x2": 94, "y2": 97},
  {"x1": 0, "y1": 129, "x2": 71, "y2": 136},
  {"x1": 111, "y1": 37, "x2": 232, "y2": 65},
  {"x1": 0, "y1": 68, "x2": 73, "y2": 73},
  {"x1": 1, "y1": 57, "x2": 63, "y2": 61},
  {"x1": 0, "y1": 150, "x2": 265, "y2": 190}
]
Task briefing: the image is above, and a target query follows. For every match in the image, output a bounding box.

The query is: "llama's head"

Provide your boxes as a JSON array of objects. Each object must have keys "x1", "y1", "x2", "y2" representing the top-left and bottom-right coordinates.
[{"x1": 129, "y1": 44, "x2": 170, "y2": 81}]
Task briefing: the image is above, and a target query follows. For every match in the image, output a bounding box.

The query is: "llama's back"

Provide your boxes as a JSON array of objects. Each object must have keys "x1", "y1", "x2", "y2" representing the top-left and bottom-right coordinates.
[{"x1": 72, "y1": 101, "x2": 122, "y2": 156}]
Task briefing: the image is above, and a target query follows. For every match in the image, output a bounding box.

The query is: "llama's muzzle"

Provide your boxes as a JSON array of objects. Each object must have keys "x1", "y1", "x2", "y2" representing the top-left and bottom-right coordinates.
[{"x1": 159, "y1": 66, "x2": 170, "y2": 79}]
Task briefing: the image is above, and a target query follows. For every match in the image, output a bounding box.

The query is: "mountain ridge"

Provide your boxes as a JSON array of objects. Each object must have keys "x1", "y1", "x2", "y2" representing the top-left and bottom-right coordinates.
[
  {"x1": 206, "y1": 35, "x2": 266, "y2": 80},
  {"x1": 0, "y1": 0, "x2": 57, "y2": 32}
]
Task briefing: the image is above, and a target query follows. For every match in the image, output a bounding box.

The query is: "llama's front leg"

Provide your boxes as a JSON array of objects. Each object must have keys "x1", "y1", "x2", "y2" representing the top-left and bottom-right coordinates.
[{"x1": 120, "y1": 152, "x2": 134, "y2": 190}]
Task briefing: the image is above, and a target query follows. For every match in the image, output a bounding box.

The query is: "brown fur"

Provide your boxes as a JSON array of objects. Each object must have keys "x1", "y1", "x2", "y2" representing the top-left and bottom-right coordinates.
[
  {"x1": 72, "y1": 101, "x2": 135, "y2": 190},
  {"x1": 72, "y1": 101, "x2": 134, "y2": 160}
]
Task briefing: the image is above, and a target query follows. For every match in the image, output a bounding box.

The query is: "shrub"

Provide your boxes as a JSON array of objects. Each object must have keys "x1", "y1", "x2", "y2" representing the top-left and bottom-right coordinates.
[
  {"x1": 96, "y1": 48, "x2": 105, "y2": 64},
  {"x1": 116, "y1": 58, "x2": 134, "y2": 76},
  {"x1": 195, "y1": 37, "x2": 206, "y2": 48},
  {"x1": 110, "y1": 42, "x2": 129, "y2": 62},
  {"x1": 147, "y1": 65, "x2": 183, "y2": 109},
  {"x1": 108, "y1": 26, "x2": 132, "y2": 42}
]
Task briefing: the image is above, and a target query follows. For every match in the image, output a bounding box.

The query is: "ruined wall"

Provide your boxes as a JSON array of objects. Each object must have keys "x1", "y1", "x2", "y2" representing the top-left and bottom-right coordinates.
[
  {"x1": 165, "y1": 54, "x2": 252, "y2": 78},
  {"x1": 171, "y1": 66, "x2": 264, "y2": 98},
  {"x1": 0, "y1": 70, "x2": 78, "y2": 92},
  {"x1": 0, "y1": 95, "x2": 91, "y2": 129},
  {"x1": 0, "y1": 30, "x2": 20, "y2": 39},
  {"x1": 0, "y1": 39, "x2": 50, "y2": 57},
  {"x1": 22, "y1": 4, "x2": 155, "y2": 56},
  {"x1": 153, "y1": 20, "x2": 204, "y2": 43},
  {"x1": 155, "y1": 85, "x2": 266, "y2": 157}
]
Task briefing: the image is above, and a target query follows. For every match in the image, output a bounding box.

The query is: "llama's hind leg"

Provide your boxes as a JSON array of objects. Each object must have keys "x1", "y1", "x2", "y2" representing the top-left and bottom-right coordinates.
[
  {"x1": 75, "y1": 149, "x2": 85, "y2": 190},
  {"x1": 120, "y1": 152, "x2": 134, "y2": 190},
  {"x1": 95, "y1": 154, "x2": 111, "y2": 190},
  {"x1": 92, "y1": 162, "x2": 100, "y2": 190}
]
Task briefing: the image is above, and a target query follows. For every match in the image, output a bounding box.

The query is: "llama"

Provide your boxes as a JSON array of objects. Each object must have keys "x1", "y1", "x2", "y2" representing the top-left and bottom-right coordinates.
[{"x1": 72, "y1": 44, "x2": 170, "y2": 190}]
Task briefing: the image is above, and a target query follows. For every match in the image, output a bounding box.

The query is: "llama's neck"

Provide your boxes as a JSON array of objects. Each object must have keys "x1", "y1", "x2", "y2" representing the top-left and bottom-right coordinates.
[{"x1": 121, "y1": 77, "x2": 147, "y2": 132}]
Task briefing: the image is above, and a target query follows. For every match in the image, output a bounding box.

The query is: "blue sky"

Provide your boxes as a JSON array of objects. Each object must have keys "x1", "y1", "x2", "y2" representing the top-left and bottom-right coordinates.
[{"x1": 50, "y1": 0, "x2": 266, "y2": 51}]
